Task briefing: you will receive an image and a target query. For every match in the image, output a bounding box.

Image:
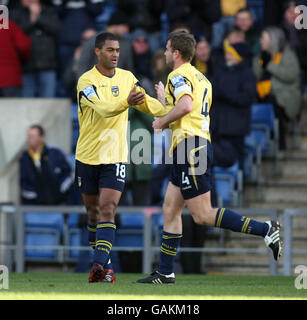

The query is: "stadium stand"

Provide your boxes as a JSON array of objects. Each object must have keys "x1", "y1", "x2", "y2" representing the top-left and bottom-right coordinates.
[
  {"x1": 244, "y1": 103, "x2": 280, "y2": 199},
  {"x1": 65, "y1": 213, "x2": 80, "y2": 259},
  {"x1": 213, "y1": 161, "x2": 243, "y2": 207},
  {"x1": 247, "y1": 0, "x2": 264, "y2": 26},
  {"x1": 24, "y1": 212, "x2": 64, "y2": 260}
]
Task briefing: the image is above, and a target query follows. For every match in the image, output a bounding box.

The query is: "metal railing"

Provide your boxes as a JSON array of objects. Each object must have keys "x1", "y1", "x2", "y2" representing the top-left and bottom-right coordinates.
[
  {"x1": 0, "y1": 205, "x2": 283, "y2": 275},
  {"x1": 283, "y1": 208, "x2": 307, "y2": 276}
]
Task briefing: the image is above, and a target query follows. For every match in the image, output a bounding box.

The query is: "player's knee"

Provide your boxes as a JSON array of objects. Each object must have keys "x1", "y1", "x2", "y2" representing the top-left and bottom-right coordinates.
[
  {"x1": 192, "y1": 213, "x2": 207, "y2": 226},
  {"x1": 191, "y1": 208, "x2": 213, "y2": 226},
  {"x1": 98, "y1": 201, "x2": 117, "y2": 220},
  {"x1": 192, "y1": 212, "x2": 211, "y2": 226}
]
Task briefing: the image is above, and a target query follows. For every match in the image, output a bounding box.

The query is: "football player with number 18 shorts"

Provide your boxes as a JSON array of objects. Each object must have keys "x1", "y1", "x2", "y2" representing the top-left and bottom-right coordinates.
[{"x1": 75, "y1": 32, "x2": 167, "y2": 283}]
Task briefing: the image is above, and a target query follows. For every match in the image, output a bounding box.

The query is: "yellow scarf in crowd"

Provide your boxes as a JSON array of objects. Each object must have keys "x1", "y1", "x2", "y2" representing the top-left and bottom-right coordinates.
[{"x1": 256, "y1": 52, "x2": 282, "y2": 99}]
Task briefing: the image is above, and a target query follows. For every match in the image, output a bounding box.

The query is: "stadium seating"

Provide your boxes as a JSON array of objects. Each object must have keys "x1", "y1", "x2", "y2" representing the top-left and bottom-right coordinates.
[
  {"x1": 24, "y1": 212, "x2": 64, "y2": 260},
  {"x1": 244, "y1": 103, "x2": 279, "y2": 199},
  {"x1": 65, "y1": 213, "x2": 81, "y2": 259},
  {"x1": 67, "y1": 230, "x2": 81, "y2": 259},
  {"x1": 25, "y1": 231, "x2": 60, "y2": 259},
  {"x1": 116, "y1": 213, "x2": 144, "y2": 248},
  {"x1": 213, "y1": 161, "x2": 243, "y2": 207}
]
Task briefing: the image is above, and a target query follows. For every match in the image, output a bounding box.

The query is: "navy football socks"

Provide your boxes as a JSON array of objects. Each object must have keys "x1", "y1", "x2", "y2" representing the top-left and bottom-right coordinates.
[
  {"x1": 158, "y1": 231, "x2": 182, "y2": 275},
  {"x1": 87, "y1": 224, "x2": 97, "y2": 250},
  {"x1": 93, "y1": 221, "x2": 116, "y2": 267},
  {"x1": 215, "y1": 208, "x2": 269, "y2": 237}
]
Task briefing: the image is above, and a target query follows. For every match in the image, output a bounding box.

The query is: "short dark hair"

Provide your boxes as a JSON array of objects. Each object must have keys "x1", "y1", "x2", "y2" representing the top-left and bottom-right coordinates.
[
  {"x1": 236, "y1": 8, "x2": 252, "y2": 16},
  {"x1": 29, "y1": 124, "x2": 45, "y2": 136},
  {"x1": 168, "y1": 31, "x2": 196, "y2": 62},
  {"x1": 95, "y1": 32, "x2": 119, "y2": 49}
]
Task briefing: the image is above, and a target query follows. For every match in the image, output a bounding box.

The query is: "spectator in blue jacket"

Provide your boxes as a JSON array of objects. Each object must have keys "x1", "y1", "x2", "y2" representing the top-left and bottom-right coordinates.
[
  {"x1": 19, "y1": 125, "x2": 74, "y2": 205},
  {"x1": 210, "y1": 40, "x2": 257, "y2": 169}
]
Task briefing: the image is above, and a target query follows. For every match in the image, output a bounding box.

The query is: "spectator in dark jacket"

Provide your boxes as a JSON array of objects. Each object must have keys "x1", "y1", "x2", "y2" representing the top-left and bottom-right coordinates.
[
  {"x1": 211, "y1": 0, "x2": 246, "y2": 49},
  {"x1": 20, "y1": 125, "x2": 73, "y2": 205},
  {"x1": 235, "y1": 8, "x2": 261, "y2": 56},
  {"x1": 263, "y1": 0, "x2": 289, "y2": 27},
  {"x1": 63, "y1": 28, "x2": 96, "y2": 102},
  {"x1": 192, "y1": 38, "x2": 216, "y2": 81},
  {"x1": 211, "y1": 40, "x2": 257, "y2": 169},
  {"x1": 165, "y1": 0, "x2": 221, "y2": 42},
  {"x1": 11, "y1": 0, "x2": 60, "y2": 97},
  {"x1": 0, "y1": 19, "x2": 31, "y2": 97},
  {"x1": 131, "y1": 28, "x2": 154, "y2": 95},
  {"x1": 117, "y1": 0, "x2": 164, "y2": 52},
  {"x1": 52, "y1": 0, "x2": 104, "y2": 74},
  {"x1": 77, "y1": 10, "x2": 134, "y2": 79},
  {"x1": 210, "y1": 26, "x2": 250, "y2": 75}
]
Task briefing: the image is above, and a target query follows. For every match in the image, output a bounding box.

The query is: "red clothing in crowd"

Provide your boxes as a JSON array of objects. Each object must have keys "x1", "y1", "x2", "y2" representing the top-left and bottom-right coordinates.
[{"x1": 0, "y1": 19, "x2": 31, "y2": 88}]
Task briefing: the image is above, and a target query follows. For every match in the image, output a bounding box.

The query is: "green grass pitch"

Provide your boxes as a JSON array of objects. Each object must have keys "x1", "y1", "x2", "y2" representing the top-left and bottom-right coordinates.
[{"x1": 0, "y1": 273, "x2": 306, "y2": 300}]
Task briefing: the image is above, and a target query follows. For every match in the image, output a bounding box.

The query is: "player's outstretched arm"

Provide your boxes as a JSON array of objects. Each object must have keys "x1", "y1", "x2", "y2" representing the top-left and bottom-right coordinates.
[
  {"x1": 152, "y1": 94, "x2": 193, "y2": 130},
  {"x1": 131, "y1": 84, "x2": 168, "y2": 117},
  {"x1": 78, "y1": 80, "x2": 153, "y2": 118}
]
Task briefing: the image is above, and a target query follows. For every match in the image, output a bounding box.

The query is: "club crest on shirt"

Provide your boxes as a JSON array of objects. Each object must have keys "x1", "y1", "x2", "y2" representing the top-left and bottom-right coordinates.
[{"x1": 111, "y1": 86, "x2": 119, "y2": 97}]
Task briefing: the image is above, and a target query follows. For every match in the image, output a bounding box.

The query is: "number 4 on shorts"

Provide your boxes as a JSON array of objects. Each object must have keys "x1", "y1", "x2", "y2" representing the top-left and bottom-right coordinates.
[{"x1": 182, "y1": 172, "x2": 190, "y2": 185}]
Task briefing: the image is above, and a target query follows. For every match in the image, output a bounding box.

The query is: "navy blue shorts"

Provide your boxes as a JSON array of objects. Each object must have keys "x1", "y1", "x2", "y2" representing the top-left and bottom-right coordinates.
[
  {"x1": 170, "y1": 137, "x2": 213, "y2": 200},
  {"x1": 75, "y1": 160, "x2": 127, "y2": 194}
]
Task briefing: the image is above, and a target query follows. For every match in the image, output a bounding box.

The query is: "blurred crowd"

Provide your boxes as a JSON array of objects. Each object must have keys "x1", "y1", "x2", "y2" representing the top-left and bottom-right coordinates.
[{"x1": 2, "y1": 0, "x2": 307, "y2": 272}]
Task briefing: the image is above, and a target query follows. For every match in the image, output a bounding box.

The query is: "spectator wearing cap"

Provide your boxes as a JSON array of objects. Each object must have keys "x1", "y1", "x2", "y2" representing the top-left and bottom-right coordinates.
[
  {"x1": 0, "y1": 19, "x2": 31, "y2": 97},
  {"x1": 77, "y1": 10, "x2": 134, "y2": 79},
  {"x1": 211, "y1": 40, "x2": 256, "y2": 169},
  {"x1": 131, "y1": 28, "x2": 154, "y2": 95}
]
